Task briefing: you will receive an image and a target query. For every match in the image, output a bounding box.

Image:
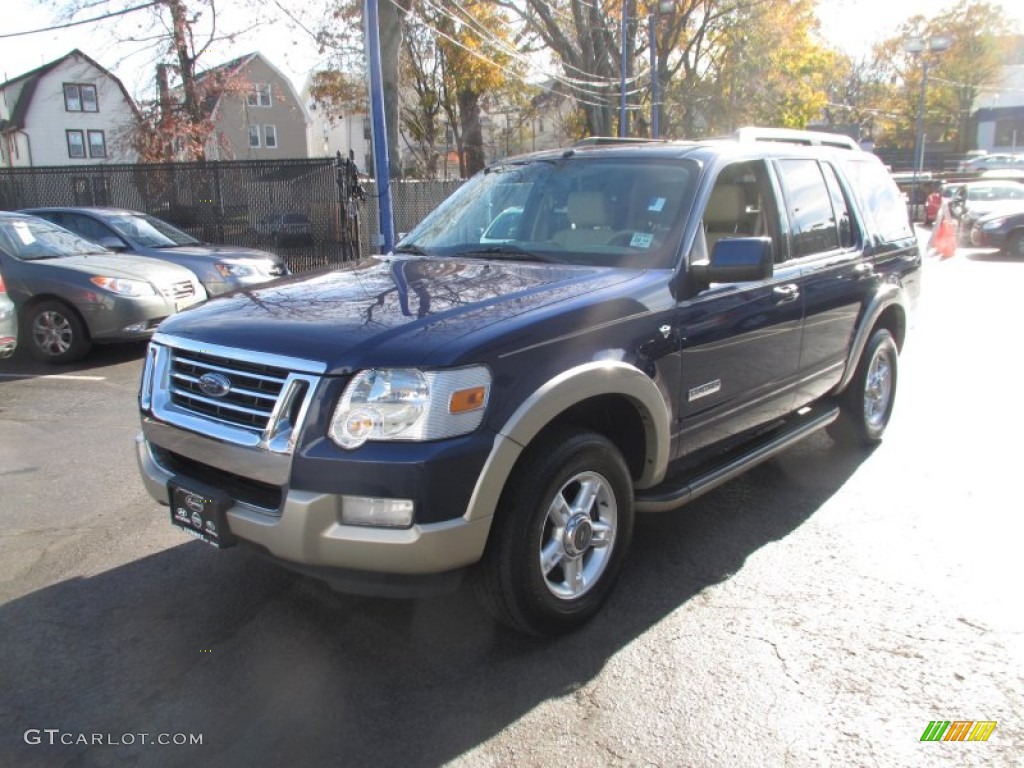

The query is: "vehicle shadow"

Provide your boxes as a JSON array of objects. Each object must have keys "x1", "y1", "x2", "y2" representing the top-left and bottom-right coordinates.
[
  {"x1": 0, "y1": 341, "x2": 148, "y2": 379},
  {"x1": 963, "y1": 250, "x2": 1023, "y2": 263},
  {"x1": 0, "y1": 433, "x2": 868, "y2": 768}
]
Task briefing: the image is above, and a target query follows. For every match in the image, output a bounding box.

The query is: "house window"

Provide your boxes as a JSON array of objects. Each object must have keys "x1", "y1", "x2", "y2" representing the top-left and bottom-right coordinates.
[
  {"x1": 64, "y1": 83, "x2": 98, "y2": 112},
  {"x1": 66, "y1": 130, "x2": 86, "y2": 158},
  {"x1": 247, "y1": 84, "x2": 272, "y2": 107},
  {"x1": 263, "y1": 125, "x2": 277, "y2": 148},
  {"x1": 994, "y1": 117, "x2": 1024, "y2": 148},
  {"x1": 248, "y1": 124, "x2": 261, "y2": 148},
  {"x1": 87, "y1": 130, "x2": 106, "y2": 158}
]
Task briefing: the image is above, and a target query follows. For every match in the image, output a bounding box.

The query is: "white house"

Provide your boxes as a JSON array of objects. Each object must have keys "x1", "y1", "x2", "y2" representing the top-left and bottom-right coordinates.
[
  {"x1": 301, "y1": 73, "x2": 373, "y2": 172},
  {"x1": 0, "y1": 49, "x2": 139, "y2": 167}
]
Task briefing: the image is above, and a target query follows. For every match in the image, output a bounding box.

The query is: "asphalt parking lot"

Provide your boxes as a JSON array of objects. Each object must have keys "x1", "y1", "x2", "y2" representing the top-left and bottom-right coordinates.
[{"x1": 1, "y1": 244, "x2": 1022, "y2": 767}]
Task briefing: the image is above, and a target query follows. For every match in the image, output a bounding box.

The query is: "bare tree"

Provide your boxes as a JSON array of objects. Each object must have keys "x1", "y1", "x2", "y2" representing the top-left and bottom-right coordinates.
[{"x1": 48, "y1": 0, "x2": 258, "y2": 160}]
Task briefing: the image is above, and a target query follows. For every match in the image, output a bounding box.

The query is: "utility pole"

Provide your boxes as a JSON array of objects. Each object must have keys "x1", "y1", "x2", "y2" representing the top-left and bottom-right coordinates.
[{"x1": 365, "y1": 0, "x2": 395, "y2": 253}]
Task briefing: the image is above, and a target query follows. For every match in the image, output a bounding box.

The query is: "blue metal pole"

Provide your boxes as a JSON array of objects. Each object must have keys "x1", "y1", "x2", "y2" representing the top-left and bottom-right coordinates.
[
  {"x1": 619, "y1": 0, "x2": 627, "y2": 137},
  {"x1": 650, "y1": 13, "x2": 658, "y2": 139},
  {"x1": 365, "y1": 0, "x2": 395, "y2": 253}
]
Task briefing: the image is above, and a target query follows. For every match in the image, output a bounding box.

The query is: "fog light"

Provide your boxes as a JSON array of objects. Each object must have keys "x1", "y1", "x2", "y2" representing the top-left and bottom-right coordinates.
[
  {"x1": 340, "y1": 496, "x2": 414, "y2": 528},
  {"x1": 122, "y1": 321, "x2": 150, "y2": 333}
]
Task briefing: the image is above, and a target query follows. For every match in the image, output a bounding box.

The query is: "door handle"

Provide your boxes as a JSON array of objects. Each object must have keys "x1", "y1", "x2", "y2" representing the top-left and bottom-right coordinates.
[{"x1": 772, "y1": 284, "x2": 800, "y2": 303}]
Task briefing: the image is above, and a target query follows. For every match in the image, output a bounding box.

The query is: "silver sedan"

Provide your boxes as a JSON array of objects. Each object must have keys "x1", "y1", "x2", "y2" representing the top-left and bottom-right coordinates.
[
  {"x1": 0, "y1": 212, "x2": 206, "y2": 363},
  {"x1": 23, "y1": 207, "x2": 289, "y2": 297},
  {"x1": 0, "y1": 273, "x2": 16, "y2": 359}
]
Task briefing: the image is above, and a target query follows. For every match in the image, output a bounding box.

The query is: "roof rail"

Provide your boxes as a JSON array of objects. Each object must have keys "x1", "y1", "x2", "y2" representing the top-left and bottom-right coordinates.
[
  {"x1": 731, "y1": 127, "x2": 861, "y2": 151},
  {"x1": 572, "y1": 136, "x2": 665, "y2": 147}
]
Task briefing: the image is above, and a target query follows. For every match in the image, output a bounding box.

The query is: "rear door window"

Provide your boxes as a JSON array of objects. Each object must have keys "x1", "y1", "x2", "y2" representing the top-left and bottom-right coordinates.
[{"x1": 777, "y1": 159, "x2": 841, "y2": 257}]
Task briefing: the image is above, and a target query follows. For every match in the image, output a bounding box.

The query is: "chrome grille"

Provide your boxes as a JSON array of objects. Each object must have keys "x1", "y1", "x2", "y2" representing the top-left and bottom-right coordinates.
[
  {"x1": 168, "y1": 349, "x2": 289, "y2": 431},
  {"x1": 163, "y1": 280, "x2": 195, "y2": 300}
]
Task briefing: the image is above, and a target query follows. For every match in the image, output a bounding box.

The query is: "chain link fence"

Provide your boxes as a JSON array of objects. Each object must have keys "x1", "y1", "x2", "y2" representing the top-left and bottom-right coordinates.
[
  {"x1": 0, "y1": 159, "x2": 468, "y2": 271},
  {"x1": 0, "y1": 158, "x2": 366, "y2": 273}
]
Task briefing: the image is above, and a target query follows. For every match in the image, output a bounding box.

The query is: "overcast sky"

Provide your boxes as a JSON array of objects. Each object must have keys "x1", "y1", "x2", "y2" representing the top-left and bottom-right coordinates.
[{"x1": 2, "y1": 0, "x2": 1022, "y2": 98}]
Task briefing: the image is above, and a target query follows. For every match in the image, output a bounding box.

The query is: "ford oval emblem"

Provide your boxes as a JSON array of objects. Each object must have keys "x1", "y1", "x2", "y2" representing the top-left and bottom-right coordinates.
[{"x1": 198, "y1": 372, "x2": 232, "y2": 398}]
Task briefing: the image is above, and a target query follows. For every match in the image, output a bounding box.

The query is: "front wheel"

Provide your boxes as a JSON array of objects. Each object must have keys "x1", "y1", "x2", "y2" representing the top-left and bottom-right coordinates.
[
  {"x1": 472, "y1": 426, "x2": 634, "y2": 636},
  {"x1": 25, "y1": 300, "x2": 91, "y2": 363},
  {"x1": 1004, "y1": 231, "x2": 1024, "y2": 259},
  {"x1": 830, "y1": 328, "x2": 898, "y2": 447}
]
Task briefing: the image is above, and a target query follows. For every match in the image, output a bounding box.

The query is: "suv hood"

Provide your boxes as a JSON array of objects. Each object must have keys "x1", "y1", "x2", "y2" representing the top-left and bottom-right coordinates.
[{"x1": 156, "y1": 255, "x2": 643, "y2": 371}]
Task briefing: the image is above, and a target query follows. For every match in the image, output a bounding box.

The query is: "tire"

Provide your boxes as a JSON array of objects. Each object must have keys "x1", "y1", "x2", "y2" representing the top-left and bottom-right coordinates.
[
  {"x1": 1005, "y1": 231, "x2": 1024, "y2": 259},
  {"x1": 25, "y1": 300, "x2": 91, "y2": 364},
  {"x1": 830, "y1": 328, "x2": 898, "y2": 447},
  {"x1": 472, "y1": 426, "x2": 635, "y2": 636}
]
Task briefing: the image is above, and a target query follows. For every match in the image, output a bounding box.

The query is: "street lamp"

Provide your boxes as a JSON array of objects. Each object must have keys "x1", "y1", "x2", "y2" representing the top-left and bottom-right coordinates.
[{"x1": 904, "y1": 34, "x2": 952, "y2": 222}]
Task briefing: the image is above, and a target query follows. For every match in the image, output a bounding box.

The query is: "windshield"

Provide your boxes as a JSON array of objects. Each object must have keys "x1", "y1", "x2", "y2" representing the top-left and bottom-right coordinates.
[
  {"x1": 966, "y1": 184, "x2": 1024, "y2": 202},
  {"x1": 0, "y1": 217, "x2": 111, "y2": 261},
  {"x1": 397, "y1": 156, "x2": 699, "y2": 269},
  {"x1": 107, "y1": 213, "x2": 201, "y2": 248}
]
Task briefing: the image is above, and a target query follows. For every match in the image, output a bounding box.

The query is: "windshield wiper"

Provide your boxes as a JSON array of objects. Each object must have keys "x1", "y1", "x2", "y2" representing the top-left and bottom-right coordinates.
[
  {"x1": 454, "y1": 245, "x2": 564, "y2": 263},
  {"x1": 392, "y1": 244, "x2": 430, "y2": 255}
]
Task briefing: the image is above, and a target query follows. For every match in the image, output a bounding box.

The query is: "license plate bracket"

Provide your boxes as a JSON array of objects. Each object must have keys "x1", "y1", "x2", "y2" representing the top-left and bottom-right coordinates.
[{"x1": 168, "y1": 477, "x2": 236, "y2": 548}]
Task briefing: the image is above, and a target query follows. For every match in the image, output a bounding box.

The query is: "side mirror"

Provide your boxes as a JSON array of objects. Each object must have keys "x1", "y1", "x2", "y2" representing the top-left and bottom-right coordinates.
[
  {"x1": 689, "y1": 237, "x2": 773, "y2": 286},
  {"x1": 98, "y1": 236, "x2": 127, "y2": 252}
]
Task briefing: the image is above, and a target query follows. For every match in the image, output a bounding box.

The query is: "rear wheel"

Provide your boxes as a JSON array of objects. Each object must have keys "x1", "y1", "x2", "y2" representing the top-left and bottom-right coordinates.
[
  {"x1": 25, "y1": 300, "x2": 91, "y2": 363},
  {"x1": 472, "y1": 426, "x2": 634, "y2": 636},
  {"x1": 830, "y1": 328, "x2": 898, "y2": 447}
]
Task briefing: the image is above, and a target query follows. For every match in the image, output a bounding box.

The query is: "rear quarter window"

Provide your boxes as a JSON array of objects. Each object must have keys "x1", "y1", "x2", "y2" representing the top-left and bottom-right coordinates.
[{"x1": 841, "y1": 159, "x2": 913, "y2": 243}]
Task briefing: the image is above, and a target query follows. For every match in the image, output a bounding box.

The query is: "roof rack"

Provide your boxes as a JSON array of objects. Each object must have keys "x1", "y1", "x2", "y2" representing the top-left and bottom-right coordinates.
[{"x1": 730, "y1": 127, "x2": 861, "y2": 151}]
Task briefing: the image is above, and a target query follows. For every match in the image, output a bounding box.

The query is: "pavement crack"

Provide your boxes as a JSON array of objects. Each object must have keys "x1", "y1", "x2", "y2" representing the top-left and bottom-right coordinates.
[
  {"x1": 956, "y1": 616, "x2": 990, "y2": 633},
  {"x1": 724, "y1": 630, "x2": 802, "y2": 690}
]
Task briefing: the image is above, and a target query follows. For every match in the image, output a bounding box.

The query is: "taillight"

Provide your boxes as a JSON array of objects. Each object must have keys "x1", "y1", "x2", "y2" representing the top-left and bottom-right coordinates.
[{"x1": 0, "y1": 274, "x2": 6, "y2": 293}]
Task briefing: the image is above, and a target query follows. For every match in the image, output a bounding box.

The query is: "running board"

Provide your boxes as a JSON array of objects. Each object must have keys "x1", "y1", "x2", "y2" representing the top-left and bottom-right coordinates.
[{"x1": 635, "y1": 405, "x2": 839, "y2": 513}]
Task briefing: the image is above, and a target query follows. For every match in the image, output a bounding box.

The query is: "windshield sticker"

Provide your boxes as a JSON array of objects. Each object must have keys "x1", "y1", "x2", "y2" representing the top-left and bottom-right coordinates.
[
  {"x1": 13, "y1": 222, "x2": 36, "y2": 245},
  {"x1": 630, "y1": 232, "x2": 654, "y2": 249},
  {"x1": 647, "y1": 197, "x2": 666, "y2": 213}
]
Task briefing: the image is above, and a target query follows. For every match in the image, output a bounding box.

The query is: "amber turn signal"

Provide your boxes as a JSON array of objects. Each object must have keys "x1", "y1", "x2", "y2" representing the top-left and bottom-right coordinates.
[{"x1": 449, "y1": 386, "x2": 488, "y2": 414}]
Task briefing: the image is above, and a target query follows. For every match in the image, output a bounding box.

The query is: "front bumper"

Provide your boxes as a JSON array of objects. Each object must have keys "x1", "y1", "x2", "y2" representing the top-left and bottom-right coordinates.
[
  {"x1": 136, "y1": 430, "x2": 493, "y2": 576},
  {"x1": 969, "y1": 228, "x2": 1005, "y2": 249},
  {"x1": 81, "y1": 291, "x2": 204, "y2": 342}
]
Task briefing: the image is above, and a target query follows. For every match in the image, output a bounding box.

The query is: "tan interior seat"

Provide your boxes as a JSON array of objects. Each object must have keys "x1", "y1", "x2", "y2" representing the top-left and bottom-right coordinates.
[
  {"x1": 552, "y1": 191, "x2": 612, "y2": 248},
  {"x1": 704, "y1": 185, "x2": 747, "y2": 254}
]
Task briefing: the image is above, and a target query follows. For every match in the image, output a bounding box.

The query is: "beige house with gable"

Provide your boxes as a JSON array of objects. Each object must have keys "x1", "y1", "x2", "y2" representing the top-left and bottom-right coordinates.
[{"x1": 193, "y1": 52, "x2": 309, "y2": 161}]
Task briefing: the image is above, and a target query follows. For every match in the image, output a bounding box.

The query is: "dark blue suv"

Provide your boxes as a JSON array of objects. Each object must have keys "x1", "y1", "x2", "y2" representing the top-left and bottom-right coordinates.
[{"x1": 136, "y1": 129, "x2": 921, "y2": 635}]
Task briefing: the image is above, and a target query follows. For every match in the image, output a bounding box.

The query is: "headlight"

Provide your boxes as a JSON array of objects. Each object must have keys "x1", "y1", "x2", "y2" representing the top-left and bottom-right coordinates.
[
  {"x1": 215, "y1": 263, "x2": 256, "y2": 277},
  {"x1": 329, "y1": 366, "x2": 491, "y2": 449},
  {"x1": 89, "y1": 276, "x2": 156, "y2": 296},
  {"x1": 981, "y1": 218, "x2": 1006, "y2": 230}
]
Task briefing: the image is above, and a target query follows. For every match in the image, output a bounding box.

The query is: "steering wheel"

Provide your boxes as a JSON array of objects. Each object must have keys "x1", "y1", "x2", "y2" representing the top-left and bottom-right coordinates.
[{"x1": 605, "y1": 230, "x2": 640, "y2": 247}]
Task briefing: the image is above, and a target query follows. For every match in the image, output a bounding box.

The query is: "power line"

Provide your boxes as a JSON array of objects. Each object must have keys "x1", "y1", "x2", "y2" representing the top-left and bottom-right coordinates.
[
  {"x1": 405, "y1": 0, "x2": 649, "y2": 109},
  {"x1": 0, "y1": 1, "x2": 161, "y2": 40}
]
